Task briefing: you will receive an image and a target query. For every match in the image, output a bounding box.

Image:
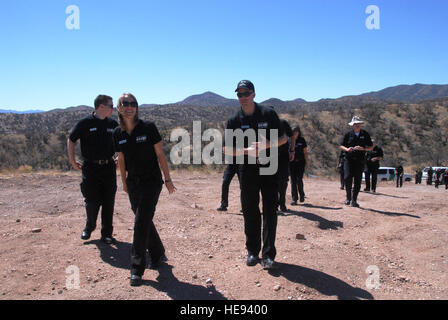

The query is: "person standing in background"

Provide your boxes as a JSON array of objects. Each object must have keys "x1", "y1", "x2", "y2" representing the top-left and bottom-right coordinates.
[
  {"x1": 289, "y1": 126, "x2": 308, "y2": 205},
  {"x1": 277, "y1": 118, "x2": 293, "y2": 213},
  {"x1": 216, "y1": 162, "x2": 241, "y2": 212},
  {"x1": 395, "y1": 163, "x2": 404, "y2": 188},
  {"x1": 364, "y1": 139, "x2": 383, "y2": 193},
  {"x1": 427, "y1": 167, "x2": 434, "y2": 185},
  {"x1": 415, "y1": 168, "x2": 422, "y2": 184}
]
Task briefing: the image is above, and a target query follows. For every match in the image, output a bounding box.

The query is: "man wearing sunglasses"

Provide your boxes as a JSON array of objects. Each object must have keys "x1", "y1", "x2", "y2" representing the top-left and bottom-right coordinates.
[
  {"x1": 224, "y1": 80, "x2": 287, "y2": 270},
  {"x1": 67, "y1": 94, "x2": 119, "y2": 244}
]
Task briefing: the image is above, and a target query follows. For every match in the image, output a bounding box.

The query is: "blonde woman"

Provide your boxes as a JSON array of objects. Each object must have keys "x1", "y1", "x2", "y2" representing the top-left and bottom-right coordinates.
[{"x1": 113, "y1": 93, "x2": 176, "y2": 286}]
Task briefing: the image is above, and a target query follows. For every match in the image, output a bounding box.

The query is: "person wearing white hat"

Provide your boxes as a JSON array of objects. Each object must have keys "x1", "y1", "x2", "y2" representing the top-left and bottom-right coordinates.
[{"x1": 340, "y1": 116, "x2": 374, "y2": 207}]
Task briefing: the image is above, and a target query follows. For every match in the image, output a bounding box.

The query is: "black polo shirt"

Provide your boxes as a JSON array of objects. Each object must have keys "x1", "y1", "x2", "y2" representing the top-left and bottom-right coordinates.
[
  {"x1": 366, "y1": 146, "x2": 384, "y2": 168},
  {"x1": 113, "y1": 120, "x2": 163, "y2": 182},
  {"x1": 225, "y1": 103, "x2": 284, "y2": 167},
  {"x1": 341, "y1": 129, "x2": 373, "y2": 161},
  {"x1": 293, "y1": 137, "x2": 307, "y2": 162},
  {"x1": 69, "y1": 113, "x2": 118, "y2": 161}
]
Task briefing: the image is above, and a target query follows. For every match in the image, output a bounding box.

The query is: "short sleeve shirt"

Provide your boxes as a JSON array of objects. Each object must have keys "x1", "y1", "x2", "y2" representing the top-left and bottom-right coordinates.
[
  {"x1": 366, "y1": 146, "x2": 384, "y2": 168},
  {"x1": 340, "y1": 129, "x2": 373, "y2": 161},
  {"x1": 225, "y1": 103, "x2": 284, "y2": 168},
  {"x1": 113, "y1": 120, "x2": 163, "y2": 182},
  {"x1": 293, "y1": 137, "x2": 308, "y2": 162},
  {"x1": 69, "y1": 113, "x2": 118, "y2": 160}
]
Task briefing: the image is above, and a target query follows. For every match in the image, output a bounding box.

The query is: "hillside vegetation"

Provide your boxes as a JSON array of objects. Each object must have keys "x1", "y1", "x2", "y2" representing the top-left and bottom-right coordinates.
[{"x1": 1, "y1": 97, "x2": 447, "y2": 175}]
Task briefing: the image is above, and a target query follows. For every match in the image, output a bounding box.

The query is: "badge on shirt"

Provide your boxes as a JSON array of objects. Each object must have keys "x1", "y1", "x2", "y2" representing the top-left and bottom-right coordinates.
[
  {"x1": 258, "y1": 122, "x2": 268, "y2": 129},
  {"x1": 136, "y1": 135, "x2": 147, "y2": 143},
  {"x1": 241, "y1": 125, "x2": 250, "y2": 129},
  {"x1": 89, "y1": 127, "x2": 97, "y2": 132},
  {"x1": 119, "y1": 139, "x2": 127, "y2": 145},
  {"x1": 107, "y1": 128, "x2": 114, "y2": 133}
]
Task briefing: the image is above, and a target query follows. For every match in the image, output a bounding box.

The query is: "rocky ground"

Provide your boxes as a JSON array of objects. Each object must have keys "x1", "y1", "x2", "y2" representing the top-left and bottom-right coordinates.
[{"x1": 0, "y1": 170, "x2": 447, "y2": 300}]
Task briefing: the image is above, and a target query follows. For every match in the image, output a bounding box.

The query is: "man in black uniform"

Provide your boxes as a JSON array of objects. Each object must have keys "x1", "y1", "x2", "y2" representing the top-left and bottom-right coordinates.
[
  {"x1": 415, "y1": 168, "x2": 422, "y2": 184},
  {"x1": 277, "y1": 118, "x2": 293, "y2": 213},
  {"x1": 427, "y1": 167, "x2": 433, "y2": 185},
  {"x1": 217, "y1": 163, "x2": 240, "y2": 211},
  {"x1": 224, "y1": 80, "x2": 287, "y2": 270},
  {"x1": 435, "y1": 169, "x2": 442, "y2": 188},
  {"x1": 364, "y1": 139, "x2": 383, "y2": 193},
  {"x1": 68, "y1": 95, "x2": 118, "y2": 244},
  {"x1": 340, "y1": 116, "x2": 374, "y2": 207},
  {"x1": 395, "y1": 163, "x2": 404, "y2": 188},
  {"x1": 442, "y1": 170, "x2": 448, "y2": 190}
]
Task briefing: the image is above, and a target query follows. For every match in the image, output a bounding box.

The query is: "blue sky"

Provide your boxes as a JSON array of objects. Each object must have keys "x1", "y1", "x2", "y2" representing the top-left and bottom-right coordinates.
[{"x1": 1, "y1": 0, "x2": 447, "y2": 111}]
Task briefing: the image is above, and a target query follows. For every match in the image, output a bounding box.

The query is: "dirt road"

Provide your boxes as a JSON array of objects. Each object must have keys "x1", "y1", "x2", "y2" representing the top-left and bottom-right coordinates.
[{"x1": 0, "y1": 171, "x2": 447, "y2": 300}]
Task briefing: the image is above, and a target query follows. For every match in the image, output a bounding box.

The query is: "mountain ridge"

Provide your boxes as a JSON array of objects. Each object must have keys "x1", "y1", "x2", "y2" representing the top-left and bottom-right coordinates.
[{"x1": 2, "y1": 83, "x2": 447, "y2": 113}]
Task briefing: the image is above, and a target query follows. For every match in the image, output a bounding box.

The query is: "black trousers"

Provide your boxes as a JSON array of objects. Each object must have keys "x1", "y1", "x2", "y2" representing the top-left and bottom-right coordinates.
[
  {"x1": 290, "y1": 161, "x2": 305, "y2": 201},
  {"x1": 220, "y1": 164, "x2": 240, "y2": 208},
  {"x1": 344, "y1": 159, "x2": 363, "y2": 202},
  {"x1": 240, "y1": 167, "x2": 278, "y2": 260},
  {"x1": 277, "y1": 155, "x2": 290, "y2": 208},
  {"x1": 126, "y1": 177, "x2": 164, "y2": 276},
  {"x1": 338, "y1": 167, "x2": 345, "y2": 189},
  {"x1": 396, "y1": 175, "x2": 403, "y2": 188},
  {"x1": 364, "y1": 165, "x2": 379, "y2": 191},
  {"x1": 80, "y1": 162, "x2": 116, "y2": 238}
]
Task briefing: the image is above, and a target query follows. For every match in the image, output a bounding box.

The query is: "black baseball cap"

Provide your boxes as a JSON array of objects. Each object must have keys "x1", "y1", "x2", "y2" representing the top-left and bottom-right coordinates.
[{"x1": 235, "y1": 80, "x2": 255, "y2": 92}]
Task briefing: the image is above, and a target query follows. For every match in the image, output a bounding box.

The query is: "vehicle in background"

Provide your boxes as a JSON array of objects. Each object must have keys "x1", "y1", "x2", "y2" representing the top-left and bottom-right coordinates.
[
  {"x1": 422, "y1": 167, "x2": 448, "y2": 182},
  {"x1": 362, "y1": 167, "x2": 412, "y2": 182}
]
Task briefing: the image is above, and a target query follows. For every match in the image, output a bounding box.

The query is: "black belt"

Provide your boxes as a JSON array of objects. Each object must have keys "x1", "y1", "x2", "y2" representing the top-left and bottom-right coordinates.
[{"x1": 84, "y1": 158, "x2": 113, "y2": 165}]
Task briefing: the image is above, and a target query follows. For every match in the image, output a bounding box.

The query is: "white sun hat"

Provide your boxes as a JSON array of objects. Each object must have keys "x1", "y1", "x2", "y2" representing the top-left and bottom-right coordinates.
[{"x1": 348, "y1": 116, "x2": 364, "y2": 126}]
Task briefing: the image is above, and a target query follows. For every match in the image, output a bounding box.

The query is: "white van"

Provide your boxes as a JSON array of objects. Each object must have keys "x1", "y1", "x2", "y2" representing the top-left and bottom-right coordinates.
[
  {"x1": 377, "y1": 167, "x2": 395, "y2": 181},
  {"x1": 363, "y1": 167, "x2": 412, "y2": 182},
  {"x1": 422, "y1": 167, "x2": 448, "y2": 182}
]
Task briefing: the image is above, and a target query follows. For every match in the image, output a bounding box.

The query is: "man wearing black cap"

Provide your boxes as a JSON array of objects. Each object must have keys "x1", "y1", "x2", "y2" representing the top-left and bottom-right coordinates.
[
  {"x1": 224, "y1": 80, "x2": 287, "y2": 270},
  {"x1": 67, "y1": 95, "x2": 118, "y2": 244}
]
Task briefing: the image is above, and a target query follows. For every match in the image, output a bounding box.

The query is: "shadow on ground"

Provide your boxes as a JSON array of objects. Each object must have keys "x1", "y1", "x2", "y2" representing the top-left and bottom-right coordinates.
[
  {"x1": 363, "y1": 191, "x2": 409, "y2": 199},
  {"x1": 360, "y1": 207, "x2": 420, "y2": 219},
  {"x1": 84, "y1": 239, "x2": 132, "y2": 269},
  {"x1": 144, "y1": 264, "x2": 227, "y2": 300},
  {"x1": 84, "y1": 240, "x2": 227, "y2": 300},
  {"x1": 268, "y1": 262, "x2": 374, "y2": 300},
  {"x1": 281, "y1": 209, "x2": 344, "y2": 230}
]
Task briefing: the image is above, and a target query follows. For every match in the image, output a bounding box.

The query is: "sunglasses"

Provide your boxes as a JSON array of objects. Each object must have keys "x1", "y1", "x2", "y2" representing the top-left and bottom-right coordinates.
[
  {"x1": 121, "y1": 101, "x2": 138, "y2": 108},
  {"x1": 237, "y1": 91, "x2": 253, "y2": 98}
]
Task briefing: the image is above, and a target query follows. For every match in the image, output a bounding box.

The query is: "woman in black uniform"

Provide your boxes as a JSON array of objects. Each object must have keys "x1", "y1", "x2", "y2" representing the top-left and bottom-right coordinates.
[
  {"x1": 289, "y1": 126, "x2": 308, "y2": 205},
  {"x1": 340, "y1": 116, "x2": 373, "y2": 207},
  {"x1": 113, "y1": 93, "x2": 176, "y2": 286}
]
